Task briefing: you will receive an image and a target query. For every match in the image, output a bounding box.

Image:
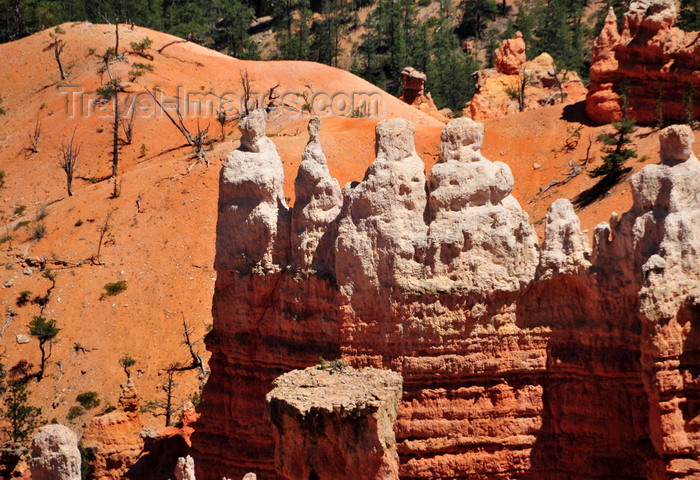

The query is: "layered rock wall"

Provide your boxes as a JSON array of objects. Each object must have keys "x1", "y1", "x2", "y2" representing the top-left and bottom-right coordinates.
[
  {"x1": 193, "y1": 113, "x2": 700, "y2": 479},
  {"x1": 587, "y1": 0, "x2": 700, "y2": 124}
]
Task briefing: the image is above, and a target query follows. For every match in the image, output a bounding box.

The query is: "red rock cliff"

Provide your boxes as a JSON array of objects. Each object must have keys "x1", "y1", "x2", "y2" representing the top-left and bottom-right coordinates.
[
  {"x1": 587, "y1": 0, "x2": 700, "y2": 124},
  {"x1": 192, "y1": 113, "x2": 700, "y2": 479}
]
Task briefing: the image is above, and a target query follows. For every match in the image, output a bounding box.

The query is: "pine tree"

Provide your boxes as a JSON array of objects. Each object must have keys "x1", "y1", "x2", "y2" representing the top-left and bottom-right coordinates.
[
  {"x1": 530, "y1": 0, "x2": 588, "y2": 76},
  {"x1": 427, "y1": 11, "x2": 479, "y2": 111},
  {"x1": 590, "y1": 116, "x2": 637, "y2": 178},
  {"x1": 679, "y1": 0, "x2": 700, "y2": 31},
  {"x1": 213, "y1": 0, "x2": 260, "y2": 59},
  {"x1": 2, "y1": 379, "x2": 42, "y2": 443},
  {"x1": 457, "y1": 0, "x2": 499, "y2": 40},
  {"x1": 277, "y1": 0, "x2": 312, "y2": 60},
  {"x1": 28, "y1": 316, "x2": 60, "y2": 382}
]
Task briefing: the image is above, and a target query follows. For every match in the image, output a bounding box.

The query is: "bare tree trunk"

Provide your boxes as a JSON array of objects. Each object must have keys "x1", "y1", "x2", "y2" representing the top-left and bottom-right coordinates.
[
  {"x1": 59, "y1": 130, "x2": 80, "y2": 197},
  {"x1": 55, "y1": 47, "x2": 66, "y2": 80},
  {"x1": 112, "y1": 98, "x2": 119, "y2": 177}
]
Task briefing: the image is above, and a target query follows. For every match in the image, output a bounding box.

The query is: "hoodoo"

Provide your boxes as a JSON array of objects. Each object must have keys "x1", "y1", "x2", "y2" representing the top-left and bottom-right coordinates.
[{"x1": 194, "y1": 114, "x2": 700, "y2": 479}]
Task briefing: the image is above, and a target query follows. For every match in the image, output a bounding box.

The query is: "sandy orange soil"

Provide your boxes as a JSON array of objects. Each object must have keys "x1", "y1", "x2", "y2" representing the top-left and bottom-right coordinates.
[{"x1": 0, "y1": 22, "x2": 695, "y2": 431}]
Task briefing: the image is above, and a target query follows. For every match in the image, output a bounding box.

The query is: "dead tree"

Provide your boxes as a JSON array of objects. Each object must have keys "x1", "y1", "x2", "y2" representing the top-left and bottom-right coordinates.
[
  {"x1": 241, "y1": 69, "x2": 254, "y2": 115},
  {"x1": 44, "y1": 27, "x2": 67, "y2": 80},
  {"x1": 551, "y1": 60, "x2": 568, "y2": 104},
  {"x1": 157, "y1": 39, "x2": 188, "y2": 54},
  {"x1": 159, "y1": 366, "x2": 178, "y2": 426},
  {"x1": 58, "y1": 131, "x2": 80, "y2": 196},
  {"x1": 517, "y1": 68, "x2": 528, "y2": 112},
  {"x1": 89, "y1": 210, "x2": 113, "y2": 265},
  {"x1": 168, "y1": 316, "x2": 208, "y2": 378},
  {"x1": 120, "y1": 106, "x2": 136, "y2": 145},
  {"x1": 97, "y1": 22, "x2": 128, "y2": 188},
  {"x1": 217, "y1": 109, "x2": 227, "y2": 142},
  {"x1": 27, "y1": 116, "x2": 41, "y2": 154},
  {"x1": 145, "y1": 88, "x2": 210, "y2": 171}
]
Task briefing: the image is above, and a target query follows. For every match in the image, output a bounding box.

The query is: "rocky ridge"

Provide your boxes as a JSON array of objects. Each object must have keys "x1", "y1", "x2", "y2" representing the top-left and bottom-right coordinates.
[
  {"x1": 586, "y1": 0, "x2": 700, "y2": 124},
  {"x1": 193, "y1": 106, "x2": 700, "y2": 479}
]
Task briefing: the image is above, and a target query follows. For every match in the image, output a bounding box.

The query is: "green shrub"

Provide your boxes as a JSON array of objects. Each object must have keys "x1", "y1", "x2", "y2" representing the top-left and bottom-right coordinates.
[
  {"x1": 119, "y1": 354, "x2": 136, "y2": 379},
  {"x1": 14, "y1": 205, "x2": 26, "y2": 216},
  {"x1": 76, "y1": 391, "x2": 100, "y2": 410},
  {"x1": 17, "y1": 290, "x2": 31, "y2": 306},
  {"x1": 317, "y1": 356, "x2": 346, "y2": 373},
  {"x1": 130, "y1": 37, "x2": 153, "y2": 52},
  {"x1": 103, "y1": 280, "x2": 127, "y2": 297},
  {"x1": 132, "y1": 62, "x2": 154, "y2": 72},
  {"x1": 67, "y1": 405, "x2": 84, "y2": 420}
]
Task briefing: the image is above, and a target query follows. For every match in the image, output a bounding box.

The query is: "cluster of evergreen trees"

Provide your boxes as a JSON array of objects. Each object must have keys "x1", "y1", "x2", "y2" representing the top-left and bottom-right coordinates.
[{"x1": 2, "y1": 0, "x2": 699, "y2": 111}]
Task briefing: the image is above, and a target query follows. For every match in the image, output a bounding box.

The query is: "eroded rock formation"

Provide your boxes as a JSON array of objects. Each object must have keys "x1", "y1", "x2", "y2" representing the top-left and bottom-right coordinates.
[
  {"x1": 493, "y1": 31, "x2": 526, "y2": 75},
  {"x1": 266, "y1": 366, "x2": 403, "y2": 480},
  {"x1": 426, "y1": 117, "x2": 538, "y2": 292},
  {"x1": 81, "y1": 379, "x2": 144, "y2": 480},
  {"x1": 291, "y1": 116, "x2": 342, "y2": 274},
  {"x1": 194, "y1": 116, "x2": 700, "y2": 480},
  {"x1": 467, "y1": 48, "x2": 586, "y2": 120},
  {"x1": 398, "y1": 67, "x2": 448, "y2": 122},
  {"x1": 175, "y1": 456, "x2": 196, "y2": 480},
  {"x1": 587, "y1": 0, "x2": 700, "y2": 124},
  {"x1": 30, "y1": 425, "x2": 81, "y2": 480}
]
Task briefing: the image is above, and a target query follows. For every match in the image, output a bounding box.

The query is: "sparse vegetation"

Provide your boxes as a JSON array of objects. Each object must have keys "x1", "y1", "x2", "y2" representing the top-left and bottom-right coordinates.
[
  {"x1": 103, "y1": 280, "x2": 127, "y2": 297},
  {"x1": 131, "y1": 62, "x2": 154, "y2": 72},
  {"x1": 14, "y1": 205, "x2": 25, "y2": 216},
  {"x1": 36, "y1": 205, "x2": 48, "y2": 221},
  {"x1": 79, "y1": 443, "x2": 96, "y2": 480},
  {"x1": 317, "y1": 356, "x2": 346, "y2": 373},
  {"x1": 32, "y1": 222, "x2": 47, "y2": 240},
  {"x1": 0, "y1": 170, "x2": 5, "y2": 188}
]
